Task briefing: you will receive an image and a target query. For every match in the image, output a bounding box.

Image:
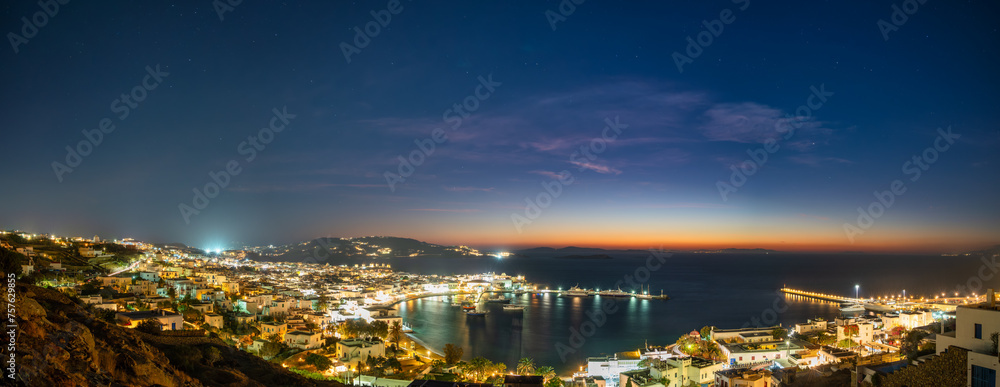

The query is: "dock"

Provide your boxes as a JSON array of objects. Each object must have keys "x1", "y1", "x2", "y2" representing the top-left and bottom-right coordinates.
[
  {"x1": 780, "y1": 287, "x2": 854, "y2": 303},
  {"x1": 780, "y1": 287, "x2": 895, "y2": 313}
]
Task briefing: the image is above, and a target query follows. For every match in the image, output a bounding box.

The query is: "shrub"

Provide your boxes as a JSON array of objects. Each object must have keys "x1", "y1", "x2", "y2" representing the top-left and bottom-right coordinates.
[{"x1": 136, "y1": 319, "x2": 162, "y2": 334}]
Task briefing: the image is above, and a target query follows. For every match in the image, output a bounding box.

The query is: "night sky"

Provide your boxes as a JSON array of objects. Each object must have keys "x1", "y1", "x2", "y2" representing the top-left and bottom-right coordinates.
[{"x1": 2, "y1": 1, "x2": 998, "y2": 253}]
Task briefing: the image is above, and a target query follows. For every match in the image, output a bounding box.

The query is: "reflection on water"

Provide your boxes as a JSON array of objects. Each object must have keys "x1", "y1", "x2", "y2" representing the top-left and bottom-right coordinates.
[
  {"x1": 375, "y1": 253, "x2": 981, "y2": 373},
  {"x1": 398, "y1": 292, "x2": 840, "y2": 374}
]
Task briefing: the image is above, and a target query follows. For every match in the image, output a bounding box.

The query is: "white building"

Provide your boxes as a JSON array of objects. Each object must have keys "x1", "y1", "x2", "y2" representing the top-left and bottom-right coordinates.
[
  {"x1": 714, "y1": 368, "x2": 778, "y2": 387},
  {"x1": 881, "y1": 314, "x2": 901, "y2": 330},
  {"x1": 204, "y1": 313, "x2": 224, "y2": 329},
  {"x1": 586, "y1": 353, "x2": 642, "y2": 387},
  {"x1": 138, "y1": 271, "x2": 161, "y2": 282},
  {"x1": 935, "y1": 293, "x2": 1000, "y2": 387},
  {"x1": 647, "y1": 357, "x2": 723, "y2": 387},
  {"x1": 899, "y1": 310, "x2": 933, "y2": 330},
  {"x1": 336, "y1": 339, "x2": 385, "y2": 366},
  {"x1": 794, "y1": 319, "x2": 828, "y2": 335},
  {"x1": 116, "y1": 310, "x2": 184, "y2": 331},
  {"x1": 285, "y1": 330, "x2": 323, "y2": 350},
  {"x1": 836, "y1": 320, "x2": 874, "y2": 344},
  {"x1": 260, "y1": 322, "x2": 287, "y2": 339}
]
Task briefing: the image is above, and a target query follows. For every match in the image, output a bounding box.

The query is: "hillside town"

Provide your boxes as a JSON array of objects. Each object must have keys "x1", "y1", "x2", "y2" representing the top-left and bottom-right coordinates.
[{"x1": 3, "y1": 230, "x2": 998, "y2": 387}]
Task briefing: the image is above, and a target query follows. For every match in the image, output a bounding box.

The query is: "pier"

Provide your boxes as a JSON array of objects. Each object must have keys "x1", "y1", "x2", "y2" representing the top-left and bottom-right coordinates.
[
  {"x1": 780, "y1": 287, "x2": 896, "y2": 313},
  {"x1": 780, "y1": 287, "x2": 855, "y2": 303}
]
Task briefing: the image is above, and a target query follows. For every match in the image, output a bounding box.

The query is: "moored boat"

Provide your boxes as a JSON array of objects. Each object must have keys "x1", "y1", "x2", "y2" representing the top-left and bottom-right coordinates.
[
  {"x1": 502, "y1": 304, "x2": 525, "y2": 311},
  {"x1": 636, "y1": 285, "x2": 653, "y2": 299},
  {"x1": 597, "y1": 288, "x2": 631, "y2": 297},
  {"x1": 839, "y1": 303, "x2": 865, "y2": 313},
  {"x1": 564, "y1": 285, "x2": 590, "y2": 297}
]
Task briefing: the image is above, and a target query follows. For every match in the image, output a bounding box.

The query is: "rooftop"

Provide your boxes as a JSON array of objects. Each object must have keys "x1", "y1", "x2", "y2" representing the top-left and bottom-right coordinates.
[
  {"x1": 116, "y1": 310, "x2": 179, "y2": 319},
  {"x1": 739, "y1": 332, "x2": 773, "y2": 338},
  {"x1": 715, "y1": 368, "x2": 770, "y2": 381},
  {"x1": 961, "y1": 303, "x2": 1000, "y2": 312},
  {"x1": 339, "y1": 338, "x2": 382, "y2": 347},
  {"x1": 688, "y1": 357, "x2": 721, "y2": 369}
]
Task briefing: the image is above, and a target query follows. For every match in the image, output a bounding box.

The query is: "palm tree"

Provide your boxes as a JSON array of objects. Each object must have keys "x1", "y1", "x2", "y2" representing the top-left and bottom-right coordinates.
[
  {"x1": 389, "y1": 321, "x2": 403, "y2": 343},
  {"x1": 516, "y1": 357, "x2": 536, "y2": 375},
  {"x1": 536, "y1": 366, "x2": 556, "y2": 382},
  {"x1": 464, "y1": 356, "x2": 492, "y2": 382}
]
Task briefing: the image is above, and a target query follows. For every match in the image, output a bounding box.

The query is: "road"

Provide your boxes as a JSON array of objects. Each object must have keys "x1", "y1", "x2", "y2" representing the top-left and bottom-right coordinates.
[{"x1": 108, "y1": 258, "x2": 144, "y2": 276}]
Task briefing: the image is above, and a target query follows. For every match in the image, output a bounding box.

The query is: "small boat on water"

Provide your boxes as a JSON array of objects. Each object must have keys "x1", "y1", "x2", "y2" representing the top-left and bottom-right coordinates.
[
  {"x1": 465, "y1": 309, "x2": 487, "y2": 316},
  {"x1": 635, "y1": 285, "x2": 670, "y2": 300},
  {"x1": 502, "y1": 304, "x2": 525, "y2": 311},
  {"x1": 597, "y1": 288, "x2": 631, "y2": 297},
  {"x1": 636, "y1": 285, "x2": 652, "y2": 299},
  {"x1": 486, "y1": 295, "x2": 511, "y2": 304},
  {"x1": 564, "y1": 285, "x2": 591, "y2": 297},
  {"x1": 461, "y1": 302, "x2": 476, "y2": 310},
  {"x1": 840, "y1": 303, "x2": 865, "y2": 313}
]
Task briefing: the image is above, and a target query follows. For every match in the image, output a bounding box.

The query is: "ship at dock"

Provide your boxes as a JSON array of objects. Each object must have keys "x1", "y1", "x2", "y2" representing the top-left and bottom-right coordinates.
[
  {"x1": 636, "y1": 285, "x2": 670, "y2": 300},
  {"x1": 563, "y1": 285, "x2": 591, "y2": 297},
  {"x1": 839, "y1": 303, "x2": 865, "y2": 313},
  {"x1": 486, "y1": 294, "x2": 511, "y2": 303},
  {"x1": 597, "y1": 288, "x2": 631, "y2": 297}
]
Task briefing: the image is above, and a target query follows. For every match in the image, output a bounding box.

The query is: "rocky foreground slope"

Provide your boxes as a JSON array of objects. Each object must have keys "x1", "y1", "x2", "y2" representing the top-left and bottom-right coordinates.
[{"x1": 10, "y1": 282, "x2": 344, "y2": 387}]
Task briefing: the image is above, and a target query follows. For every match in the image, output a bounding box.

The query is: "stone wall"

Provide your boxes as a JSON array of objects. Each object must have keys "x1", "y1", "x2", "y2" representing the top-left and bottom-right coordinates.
[{"x1": 882, "y1": 346, "x2": 967, "y2": 387}]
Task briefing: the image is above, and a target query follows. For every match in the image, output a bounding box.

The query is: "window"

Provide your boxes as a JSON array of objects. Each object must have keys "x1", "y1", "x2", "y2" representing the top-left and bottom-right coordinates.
[
  {"x1": 975, "y1": 323, "x2": 983, "y2": 339},
  {"x1": 972, "y1": 365, "x2": 996, "y2": 387}
]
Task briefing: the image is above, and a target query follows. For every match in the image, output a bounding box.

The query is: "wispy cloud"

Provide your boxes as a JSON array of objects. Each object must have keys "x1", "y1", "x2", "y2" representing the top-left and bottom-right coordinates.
[
  {"x1": 529, "y1": 170, "x2": 565, "y2": 179},
  {"x1": 699, "y1": 102, "x2": 827, "y2": 144},
  {"x1": 570, "y1": 160, "x2": 622, "y2": 175}
]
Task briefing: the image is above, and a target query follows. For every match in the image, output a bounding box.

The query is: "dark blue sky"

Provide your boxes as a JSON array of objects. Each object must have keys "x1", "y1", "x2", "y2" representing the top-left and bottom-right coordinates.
[{"x1": 2, "y1": 1, "x2": 998, "y2": 252}]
